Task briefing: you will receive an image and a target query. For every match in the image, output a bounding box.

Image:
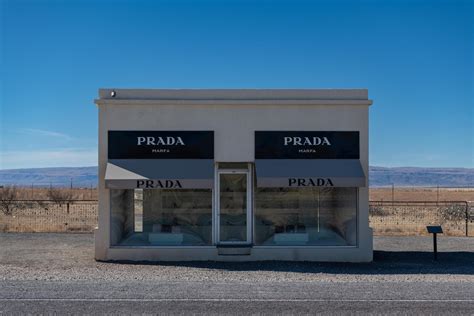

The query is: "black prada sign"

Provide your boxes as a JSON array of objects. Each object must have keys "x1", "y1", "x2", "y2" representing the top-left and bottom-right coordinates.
[
  {"x1": 288, "y1": 178, "x2": 334, "y2": 187},
  {"x1": 108, "y1": 131, "x2": 214, "y2": 159},
  {"x1": 136, "y1": 180, "x2": 182, "y2": 189},
  {"x1": 255, "y1": 131, "x2": 359, "y2": 159}
]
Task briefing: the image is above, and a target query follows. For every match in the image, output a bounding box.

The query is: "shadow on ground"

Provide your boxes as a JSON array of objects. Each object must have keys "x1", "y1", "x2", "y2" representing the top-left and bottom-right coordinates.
[{"x1": 106, "y1": 251, "x2": 474, "y2": 275}]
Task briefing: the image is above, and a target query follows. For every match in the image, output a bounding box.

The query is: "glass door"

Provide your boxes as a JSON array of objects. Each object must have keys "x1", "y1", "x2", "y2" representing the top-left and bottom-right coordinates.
[{"x1": 217, "y1": 171, "x2": 251, "y2": 244}]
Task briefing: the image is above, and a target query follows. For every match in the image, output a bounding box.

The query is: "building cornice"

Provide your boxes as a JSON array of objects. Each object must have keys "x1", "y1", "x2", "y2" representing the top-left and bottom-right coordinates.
[
  {"x1": 95, "y1": 89, "x2": 372, "y2": 106},
  {"x1": 95, "y1": 99, "x2": 372, "y2": 106}
]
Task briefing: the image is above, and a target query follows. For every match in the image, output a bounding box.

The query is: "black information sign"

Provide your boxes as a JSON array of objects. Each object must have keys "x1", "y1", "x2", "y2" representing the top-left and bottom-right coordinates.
[
  {"x1": 255, "y1": 131, "x2": 359, "y2": 159},
  {"x1": 108, "y1": 131, "x2": 214, "y2": 159}
]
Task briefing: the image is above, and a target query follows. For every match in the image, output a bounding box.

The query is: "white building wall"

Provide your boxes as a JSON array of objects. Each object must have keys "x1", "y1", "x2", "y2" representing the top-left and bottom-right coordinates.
[{"x1": 95, "y1": 89, "x2": 372, "y2": 262}]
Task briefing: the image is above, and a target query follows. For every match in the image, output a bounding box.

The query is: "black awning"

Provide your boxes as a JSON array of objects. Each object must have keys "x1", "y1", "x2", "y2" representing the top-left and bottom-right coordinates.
[
  {"x1": 105, "y1": 159, "x2": 214, "y2": 189},
  {"x1": 255, "y1": 159, "x2": 366, "y2": 187}
]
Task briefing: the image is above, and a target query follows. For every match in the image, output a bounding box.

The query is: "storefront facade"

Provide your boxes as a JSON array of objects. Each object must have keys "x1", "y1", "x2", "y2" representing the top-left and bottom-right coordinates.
[{"x1": 94, "y1": 89, "x2": 373, "y2": 262}]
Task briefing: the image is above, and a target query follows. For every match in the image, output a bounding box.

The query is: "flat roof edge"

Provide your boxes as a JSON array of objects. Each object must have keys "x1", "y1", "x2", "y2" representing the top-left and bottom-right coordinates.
[
  {"x1": 94, "y1": 99, "x2": 373, "y2": 106},
  {"x1": 97, "y1": 89, "x2": 371, "y2": 101}
]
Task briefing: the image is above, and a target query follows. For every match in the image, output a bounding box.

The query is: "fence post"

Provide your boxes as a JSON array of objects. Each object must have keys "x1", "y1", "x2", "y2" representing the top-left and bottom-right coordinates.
[
  {"x1": 436, "y1": 185, "x2": 439, "y2": 205},
  {"x1": 466, "y1": 202, "x2": 469, "y2": 237},
  {"x1": 391, "y1": 183, "x2": 394, "y2": 206}
]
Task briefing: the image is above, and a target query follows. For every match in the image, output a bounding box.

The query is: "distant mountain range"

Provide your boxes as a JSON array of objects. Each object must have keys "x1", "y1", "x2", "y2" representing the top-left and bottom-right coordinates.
[
  {"x1": 0, "y1": 166, "x2": 473, "y2": 188},
  {"x1": 369, "y1": 166, "x2": 474, "y2": 187},
  {"x1": 0, "y1": 167, "x2": 97, "y2": 188}
]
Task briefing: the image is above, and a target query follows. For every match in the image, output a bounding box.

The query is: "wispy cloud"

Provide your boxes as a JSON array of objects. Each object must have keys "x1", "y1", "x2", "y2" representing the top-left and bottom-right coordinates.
[
  {"x1": 0, "y1": 148, "x2": 97, "y2": 169},
  {"x1": 18, "y1": 128, "x2": 74, "y2": 140}
]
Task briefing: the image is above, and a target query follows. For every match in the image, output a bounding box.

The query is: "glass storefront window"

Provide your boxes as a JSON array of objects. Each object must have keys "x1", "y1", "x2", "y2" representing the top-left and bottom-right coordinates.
[
  {"x1": 110, "y1": 188, "x2": 212, "y2": 246},
  {"x1": 255, "y1": 187, "x2": 357, "y2": 246}
]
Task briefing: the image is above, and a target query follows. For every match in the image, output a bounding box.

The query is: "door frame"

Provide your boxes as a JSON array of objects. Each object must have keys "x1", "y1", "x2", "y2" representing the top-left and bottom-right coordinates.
[{"x1": 214, "y1": 166, "x2": 253, "y2": 245}]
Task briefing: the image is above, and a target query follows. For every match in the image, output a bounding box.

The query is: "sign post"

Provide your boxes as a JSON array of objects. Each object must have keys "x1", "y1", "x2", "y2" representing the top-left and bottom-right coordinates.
[{"x1": 426, "y1": 226, "x2": 443, "y2": 261}]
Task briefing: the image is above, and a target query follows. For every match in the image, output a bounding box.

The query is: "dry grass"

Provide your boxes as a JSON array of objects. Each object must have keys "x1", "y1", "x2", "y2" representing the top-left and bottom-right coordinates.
[
  {"x1": 5, "y1": 187, "x2": 98, "y2": 200},
  {"x1": 370, "y1": 213, "x2": 472, "y2": 237},
  {"x1": 370, "y1": 187, "x2": 474, "y2": 202}
]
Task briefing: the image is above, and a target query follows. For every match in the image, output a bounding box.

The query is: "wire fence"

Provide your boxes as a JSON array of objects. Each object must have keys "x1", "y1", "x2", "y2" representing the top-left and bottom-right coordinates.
[
  {"x1": 0, "y1": 200, "x2": 472, "y2": 236},
  {"x1": 0, "y1": 200, "x2": 97, "y2": 233},
  {"x1": 369, "y1": 201, "x2": 472, "y2": 237}
]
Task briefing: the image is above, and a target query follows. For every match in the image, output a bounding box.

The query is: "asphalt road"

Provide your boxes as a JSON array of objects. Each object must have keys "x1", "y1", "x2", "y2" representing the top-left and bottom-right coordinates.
[
  {"x1": 0, "y1": 233, "x2": 473, "y2": 315},
  {"x1": 1, "y1": 280, "x2": 473, "y2": 314}
]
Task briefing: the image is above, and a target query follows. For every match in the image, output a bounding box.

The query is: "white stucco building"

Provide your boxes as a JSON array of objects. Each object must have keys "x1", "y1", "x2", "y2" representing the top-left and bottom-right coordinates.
[{"x1": 94, "y1": 89, "x2": 373, "y2": 262}]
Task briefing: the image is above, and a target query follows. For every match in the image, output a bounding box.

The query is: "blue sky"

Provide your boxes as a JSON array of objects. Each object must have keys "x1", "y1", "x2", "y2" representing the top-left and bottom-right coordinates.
[{"x1": 1, "y1": 0, "x2": 473, "y2": 169}]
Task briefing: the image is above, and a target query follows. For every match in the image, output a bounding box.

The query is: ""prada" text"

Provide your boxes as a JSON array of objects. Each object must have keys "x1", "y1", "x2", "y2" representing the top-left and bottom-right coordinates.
[
  {"x1": 136, "y1": 180, "x2": 183, "y2": 188},
  {"x1": 288, "y1": 178, "x2": 334, "y2": 187},
  {"x1": 137, "y1": 136, "x2": 185, "y2": 146},
  {"x1": 283, "y1": 136, "x2": 331, "y2": 146}
]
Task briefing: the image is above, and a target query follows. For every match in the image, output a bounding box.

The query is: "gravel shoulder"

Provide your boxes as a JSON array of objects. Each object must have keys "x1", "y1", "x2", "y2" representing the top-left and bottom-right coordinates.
[{"x1": 0, "y1": 233, "x2": 473, "y2": 283}]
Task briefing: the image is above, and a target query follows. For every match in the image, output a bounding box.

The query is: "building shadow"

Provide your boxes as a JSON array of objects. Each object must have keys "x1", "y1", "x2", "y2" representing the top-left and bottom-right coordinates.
[{"x1": 109, "y1": 250, "x2": 474, "y2": 275}]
